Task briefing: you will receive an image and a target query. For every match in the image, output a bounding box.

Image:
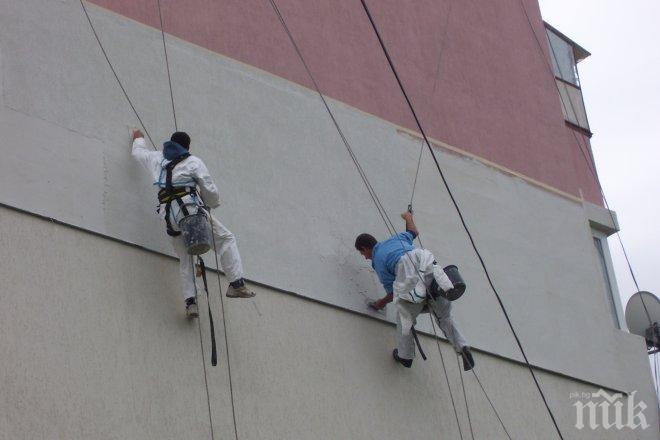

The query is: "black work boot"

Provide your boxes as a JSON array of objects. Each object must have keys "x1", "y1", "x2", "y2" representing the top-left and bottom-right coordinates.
[
  {"x1": 461, "y1": 346, "x2": 475, "y2": 371},
  {"x1": 185, "y1": 297, "x2": 199, "y2": 319},
  {"x1": 393, "y1": 349, "x2": 413, "y2": 368}
]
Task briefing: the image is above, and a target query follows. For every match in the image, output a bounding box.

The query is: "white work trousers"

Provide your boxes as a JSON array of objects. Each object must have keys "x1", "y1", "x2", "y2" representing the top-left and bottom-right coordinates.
[
  {"x1": 396, "y1": 298, "x2": 468, "y2": 359},
  {"x1": 171, "y1": 214, "x2": 244, "y2": 300},
  {"x1": 393, "y1": 249, "x2": 467, "y2": 359}
]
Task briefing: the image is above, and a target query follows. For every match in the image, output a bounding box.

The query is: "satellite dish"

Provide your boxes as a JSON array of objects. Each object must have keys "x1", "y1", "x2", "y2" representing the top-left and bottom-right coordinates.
[{"x1": 625, "y1": 291, "x2": 660, "y2": 354}]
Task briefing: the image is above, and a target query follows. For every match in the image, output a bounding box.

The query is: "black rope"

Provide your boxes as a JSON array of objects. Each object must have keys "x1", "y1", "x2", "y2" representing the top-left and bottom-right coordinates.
[
  {"x1": 190, "y1": 256, "x2": 217, "y2": 440},
  {"x1": 78, "y1": 0, "x2": 156, "y2": 149},
  {"x1": 457, "y1": 355, "x2": 475, "y2": 440},
  {"x1": 156, "y1": 0, "x2": 178, "y2": 131},
  {"x1": 267, "y1": 1, "x2": 437, "y2": 297},
  {"x1": 197, "y1": 257, "x2": 218, "y2": 366},
  {"x1": 265, "y1": 4, "x2": 478, "y2": 437},
  {"x1": 209, "y1": 215, "x2": 240, "y2": 440},
  {"x1": 515, "y1": 0, "x2": 653, "y2": 326},
  {"x1": 266, "y1": 0, "x2": 396, "y2": 236},
  {"x1": 358, "y1": 1, "x2": 565, "y2": 438},
  {"x1": 429, "y1": 312, "x2": 465, "y2": 440},
  {"x1": 471, "y1": 369, "x2": 513, "y2": 439}
]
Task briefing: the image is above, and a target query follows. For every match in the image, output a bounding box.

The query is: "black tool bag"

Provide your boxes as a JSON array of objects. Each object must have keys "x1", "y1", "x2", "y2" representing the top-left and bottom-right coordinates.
[{"x1": 429, "y1": 264, "x2": 467, "y2": 302}]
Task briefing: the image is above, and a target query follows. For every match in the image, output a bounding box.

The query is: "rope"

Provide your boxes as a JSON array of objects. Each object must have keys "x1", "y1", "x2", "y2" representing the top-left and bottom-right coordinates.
[
  {"x1": 190, "y1": 256, "x2": 217, "y2": 440},
  {"x1": 266, "y1": 0, "x2": 395, "y2": 236},
  {"x1": 156, "y1": 0, "x2": 178, "y2": 131},
  {"x1": 514, "y1": 0, "x2": 653, "y2": 326},
  {"x1": 209, "y1": 217, "x2": 240, "y2": 440},
  {"x1": 457, "y1": 355, "x2": 475, "y2": 440},
  {"x1": 429, "y1": 312, "x2": 465, "y2": 440},
  {"x1": 78, "y1": 0, "x2": 156, "y2": 149},
  {"x1": 358, "y1": 1, "x2": 565, "y2": 437},
  {"x1": 471, "y1": 369, "x2": 513, "y2": 439},
  {"x1": 410, "y1": 0, "x2": 455, "y2": 208},
  {"x1": 265, "y1": 4, "x2": 480, "y2": 437}
]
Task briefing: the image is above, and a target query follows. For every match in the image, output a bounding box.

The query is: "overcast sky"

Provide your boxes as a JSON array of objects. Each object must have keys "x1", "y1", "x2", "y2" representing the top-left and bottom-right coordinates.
[{"x1": 538, "y1": 0, "x2": 660, "y2": 317}]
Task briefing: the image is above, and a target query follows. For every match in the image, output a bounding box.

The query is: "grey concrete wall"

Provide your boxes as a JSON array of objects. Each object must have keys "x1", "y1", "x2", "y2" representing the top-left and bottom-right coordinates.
[
  {"x1": 0, "y1": 206, "x2": 657, "y2": 439},
  {"x1": 0, "y1": 0, "x2": 656, "y2": 425}
]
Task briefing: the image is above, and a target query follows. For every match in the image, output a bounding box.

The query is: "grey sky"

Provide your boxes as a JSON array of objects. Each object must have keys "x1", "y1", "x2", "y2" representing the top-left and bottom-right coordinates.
[{"x1": 539, "y1": 0, "x2": 660, "y2": 315}]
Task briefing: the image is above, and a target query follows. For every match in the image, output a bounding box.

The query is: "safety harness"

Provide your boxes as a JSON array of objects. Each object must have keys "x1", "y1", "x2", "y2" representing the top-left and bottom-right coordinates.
[{"x1": 157, "y1": 153, "x2": 195, "y2": 236}]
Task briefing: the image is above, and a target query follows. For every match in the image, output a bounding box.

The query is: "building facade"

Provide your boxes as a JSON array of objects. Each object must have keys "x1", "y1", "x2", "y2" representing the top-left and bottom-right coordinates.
[{"x1": 0, "y1": 0, "x2": 656, "y2": 438}]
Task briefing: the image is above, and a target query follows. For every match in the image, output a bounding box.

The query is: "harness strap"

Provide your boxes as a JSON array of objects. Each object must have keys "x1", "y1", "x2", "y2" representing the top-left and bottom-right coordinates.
[
  {"x1": 160, "y1": 153, "x2": 191, "y2": 236},
  {"x1": 412, "y1": 326, "x2": 427, "y2": 361},
  {"x1": 165, "y1": 153, "x2": 190, "y2": 192},
  {"x1": 164, "y1": 203, "x2": 180, "y2": 236},
  {"x1": 197, "y1": 256, "x2": 218, "y2": 366},
  {"x1": 174, "y1": 197, "x2": 190, "y2": 217}
]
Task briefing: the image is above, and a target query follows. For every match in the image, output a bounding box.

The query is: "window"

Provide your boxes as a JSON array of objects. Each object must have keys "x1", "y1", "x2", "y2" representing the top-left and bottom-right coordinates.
[
  {"x1": 545, "y1": 23, "x2": 591, "y2": 132},
  {"x1": 593, "y1": 235, "x2": 621, "y2": 329},
  {"x1": 547, "y1": 30, "x2": 580, "y2": 86}
]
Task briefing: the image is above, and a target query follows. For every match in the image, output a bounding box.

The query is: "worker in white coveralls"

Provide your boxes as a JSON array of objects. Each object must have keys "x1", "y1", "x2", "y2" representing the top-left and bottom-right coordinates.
[
  {"x1": 131, "y1": 130, "x2": 255, "y2": 318},
  {"x1": 355, "y1": 211, "x2": 474, "y2": 370}
]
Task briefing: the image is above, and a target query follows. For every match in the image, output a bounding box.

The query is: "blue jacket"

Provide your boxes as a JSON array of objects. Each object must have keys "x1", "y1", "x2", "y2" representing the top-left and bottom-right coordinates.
[{"x1": 371, "y1": 231, "x2": 416, "y2": 293}]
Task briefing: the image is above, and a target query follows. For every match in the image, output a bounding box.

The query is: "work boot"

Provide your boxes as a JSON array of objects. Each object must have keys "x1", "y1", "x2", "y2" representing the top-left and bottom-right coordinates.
[
  {"x1": 225, "y1": 278, "x2": 256, "y2": 298},
  {"x1": 185, "y1": 297, "x2": 199, "y2": 319},
  {"x1": 393, "y1": 349, "x2": 413, "y2": 368},
  {"x1": 461, "y1": 346, "x2": 475, "y2": 371}
]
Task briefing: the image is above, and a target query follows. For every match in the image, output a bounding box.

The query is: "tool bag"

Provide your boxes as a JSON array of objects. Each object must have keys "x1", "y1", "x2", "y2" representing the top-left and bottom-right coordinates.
[
  {"x1": 157, "y1": 154, "x2": 212, "y2": 255},
  {"x1": 429, "y1": 264, "x2": 466, "y2": 301}
]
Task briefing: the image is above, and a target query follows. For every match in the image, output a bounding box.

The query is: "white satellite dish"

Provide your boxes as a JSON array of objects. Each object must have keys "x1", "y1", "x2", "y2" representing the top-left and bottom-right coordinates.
[{"x1": 625, "y1": 291, "x2": 660, "y2": 354}]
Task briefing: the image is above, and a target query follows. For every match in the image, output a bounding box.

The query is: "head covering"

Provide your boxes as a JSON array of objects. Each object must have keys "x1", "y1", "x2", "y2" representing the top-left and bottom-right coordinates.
[
  {"x1": 162, "y1": 141, "x2": 189, "y2": 160},
  {"x1": 170, "y1": 131, "x2": 191, "y2": 150}
]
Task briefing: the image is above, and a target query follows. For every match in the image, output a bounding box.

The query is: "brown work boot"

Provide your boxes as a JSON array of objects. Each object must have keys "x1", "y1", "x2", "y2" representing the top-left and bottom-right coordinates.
[{"x1": 225, "y1": 279, "x2": 256, "y2": 298}]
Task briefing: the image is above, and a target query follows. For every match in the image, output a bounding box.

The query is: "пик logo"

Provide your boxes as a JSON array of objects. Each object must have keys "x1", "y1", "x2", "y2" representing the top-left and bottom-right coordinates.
[{"x1": 571, "y1": 389, "x2": 650, "y2": 430}]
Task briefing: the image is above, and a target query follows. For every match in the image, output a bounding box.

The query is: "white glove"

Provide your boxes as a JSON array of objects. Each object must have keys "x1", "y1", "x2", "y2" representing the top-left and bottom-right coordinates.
[{"x1": 433, "y1": 264, "x2": 454, "y2": 292}]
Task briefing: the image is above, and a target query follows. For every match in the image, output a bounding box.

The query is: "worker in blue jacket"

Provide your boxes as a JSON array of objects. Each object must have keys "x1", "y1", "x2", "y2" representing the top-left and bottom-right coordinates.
[{"x1": 355, "y1": 211, "x2": 474, "y2": 370}]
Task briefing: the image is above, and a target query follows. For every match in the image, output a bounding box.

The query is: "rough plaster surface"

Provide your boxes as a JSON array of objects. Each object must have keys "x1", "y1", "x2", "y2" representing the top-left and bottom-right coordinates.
[
  {"x1": 0, "y1": 1, "x2": 653, "y2": 398},
  {"x1": 0, "y1": 207, "x2": 657, "y2": 439}
]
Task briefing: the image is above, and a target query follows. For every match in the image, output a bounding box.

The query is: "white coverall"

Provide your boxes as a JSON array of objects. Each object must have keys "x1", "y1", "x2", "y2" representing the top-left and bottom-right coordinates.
[
  {"x1": 132, "y1": 137, "x2": 244, "y2": 300},
  {"x1": 393, "y1": 248, "x2": 467, "y2": 359}
]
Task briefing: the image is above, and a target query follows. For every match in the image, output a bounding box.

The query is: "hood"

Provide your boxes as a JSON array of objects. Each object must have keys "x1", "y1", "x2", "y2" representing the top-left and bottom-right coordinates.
[{"x1": 162, "y1": 141, "x2": 189, "y2": 160}]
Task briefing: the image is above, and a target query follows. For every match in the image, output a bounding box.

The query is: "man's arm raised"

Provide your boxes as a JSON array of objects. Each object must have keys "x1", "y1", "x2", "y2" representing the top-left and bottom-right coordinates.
[{"x1": 401, "y1": 211, "x2": 418, "y2": 238}]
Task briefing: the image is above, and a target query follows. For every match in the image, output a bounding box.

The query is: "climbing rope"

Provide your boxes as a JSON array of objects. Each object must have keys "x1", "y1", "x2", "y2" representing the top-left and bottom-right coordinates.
[
  {"x1": 267, "y1": 3, "x2": 523, "y2": 438},
  {"x1": 471, "y1": 368, "x2": 513, "y2": 439},
  {"x1": 456, "y1": 355, "x2": 475, "y2": 440},
  {"x1": 80, "y1": 2, "x2": 226, "y2": 438},
  {"x1": 358, "y1": 0, "x2": 565, "y2": 437},
  {"x1": 209, "y1": 220, "x2": 240, "y2": 440},
  {"x1": 410, "y1": 0, "x2": 455, "y2": 209},
  {"x1": 153, "y1": 2, "x2": 239, "y2": 437},
  {"x1": 190, "y1": 258, "x2": 218, "y2": 440},
  {"x1": 266, "y1": 0, "x2": 397, "y2": 237},
  {"x1": 78, "y1": 0, "x2": 156, "y2": 149},
  {"x1": 429, "y1": 312, "x2": 465, "y2": 440},
  {"x1": 265, "y1": 2, "x2": 480, "y2": 437},
  {"x1": 515, "y1": 0, "x2": 653, "y2": 326},
  {"x1": 156, "y1": 0, "x2": 178, "y2": 131}
]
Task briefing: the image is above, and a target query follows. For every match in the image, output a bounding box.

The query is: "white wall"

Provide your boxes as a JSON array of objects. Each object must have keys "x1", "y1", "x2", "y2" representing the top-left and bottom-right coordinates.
[
  {"x1": 0, "y1": 206, "x2": 656, "y2": 439},
  {"x1": 0, "y1": 1, "x2": 656, "y2": 433}
]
